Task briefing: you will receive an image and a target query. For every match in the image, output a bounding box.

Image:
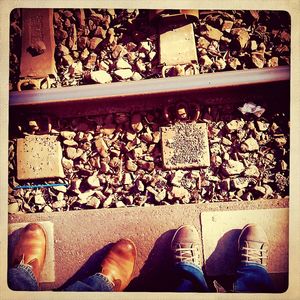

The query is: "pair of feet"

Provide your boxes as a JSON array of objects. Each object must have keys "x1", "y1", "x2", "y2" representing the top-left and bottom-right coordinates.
[
  {"x1": 172, "y1": 223, "x2": 268, "y2": 268},
  {"x1": 11, "y1": 223, "x2": 268, "y2": 291},
  {"x1": 11, "y1": 223, "x2": 136, "y2": 291}
]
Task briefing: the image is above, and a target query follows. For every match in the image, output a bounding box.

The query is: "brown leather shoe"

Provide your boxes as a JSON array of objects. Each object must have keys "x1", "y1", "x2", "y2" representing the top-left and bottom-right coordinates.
[
  {"x1": 11, "y1": 223, "x2": 46, "y2": 282},
  {"x1": 171, "y1": 224, "x2": 203, "y2": 268},
  {"x1": 99, "y1": 238, "x2": 137, "y2": 291},
  {"x1": 238, "y1": 223, "x2": 269, "y2": 267}
]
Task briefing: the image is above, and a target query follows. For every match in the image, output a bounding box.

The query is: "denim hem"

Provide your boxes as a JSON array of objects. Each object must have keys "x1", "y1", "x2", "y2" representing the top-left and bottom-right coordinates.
[
  {"x1": 175, "y1": 261, "x2": 203, "y2": 273},
  {"x1": 173, "y1": 261, "x2": 209, "y2": 292},
  {"x1": 238, "y1": 262, "x2": 268, "y2": 270},
  {"x1": 95, "y1": 272, "x2": 114, "y2": 290},
  {"x1": 16, "y1": 263, "x2": 38, "y2": 285},
  {"x1": 8, "y1": 263, "x2": 39, "y2": 291},
  {"x1": 233, "y1": 263, "x2": 274, "y2": 293}
]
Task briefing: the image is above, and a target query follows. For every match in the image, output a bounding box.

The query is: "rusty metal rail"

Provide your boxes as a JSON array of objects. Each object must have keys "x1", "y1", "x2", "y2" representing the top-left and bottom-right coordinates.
[{"x1": 9, "y1": 66, "x2": 289, "y2": 107}]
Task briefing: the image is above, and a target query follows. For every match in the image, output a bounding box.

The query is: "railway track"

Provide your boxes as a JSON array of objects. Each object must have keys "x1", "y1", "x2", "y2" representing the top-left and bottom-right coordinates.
[
  {"x1": 8, "y1": 9, "x2": 290, "y2": 214},
  {"x1": 10, "y1": 65, "x2": 289, "y2": 107},
  {"x1": 8, "y1": 65, "x2": 290, "y2": 214},
  {"x1": 6, "y1": 9, "x2": 291, "y2": 293}
]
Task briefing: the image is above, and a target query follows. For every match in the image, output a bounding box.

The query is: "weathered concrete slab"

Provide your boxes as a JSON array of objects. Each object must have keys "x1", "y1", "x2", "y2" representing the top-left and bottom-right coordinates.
[
  {"x1": 160, "y1": 22, "x2": 198, "y2": 65},
  {"x1": 201, "y1": 208, "x2": 288, "y2": 276},
  {"x1": 8, "y1": 221, "x2": 55, "y2": 283},
  {"x1": 17, "y1": 135, "x2": 65, "y2": 180},
  {"x1": 161, "y1": 122, "x2": 210, "y2": 169}
]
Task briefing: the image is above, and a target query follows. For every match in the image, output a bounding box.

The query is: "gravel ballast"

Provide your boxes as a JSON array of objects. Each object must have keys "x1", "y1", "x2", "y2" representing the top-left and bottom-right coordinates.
[
  {"x1": 8, "y1": 102, "x2": 289, "y2": 213},
  {"x1": 9, "y1": 9, "x2": 290, "y2": 90}
]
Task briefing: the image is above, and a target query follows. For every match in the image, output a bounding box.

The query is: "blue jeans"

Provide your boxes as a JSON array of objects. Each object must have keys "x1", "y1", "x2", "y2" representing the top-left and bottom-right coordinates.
[
  {"x1": 233, "y1": 263, "x2": 275, "y2": 293},
  {"x1": 173, "y1": 262, "x2": 210, "y2": 292},
  {"x1": 8, "y1": 263, "x2": 39, "y2": 291},
  {"x1": 8, "y1": 262, "x2": 274, "y2": 292},
  {"x1": 8, "y1": 262, "x2": 113, "y2": 291},
  {"x1": 173, "y1": 262, "x2": 274, "y2": 293}
]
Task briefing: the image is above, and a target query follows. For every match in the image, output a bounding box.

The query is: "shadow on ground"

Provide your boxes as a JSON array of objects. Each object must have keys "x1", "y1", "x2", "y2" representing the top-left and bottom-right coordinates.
[
  {"x1": 204, "y1": 229, "x2": 241, "y2": 292},
  {"x1": 127, "y1": 228, "x2": 242, "y2": 292},
  {"x1": 56, "y1": 243, "x2": 113, "y2": 291},
  {"x1": 126, "y1": 229, "x2": 176, "y2": 292},
  {"x1": 205, "y1": 229, "x2": 241, "y2": 276},
  {"x1": 204, "y1": 228, "x2": 288, "y2": 293}
]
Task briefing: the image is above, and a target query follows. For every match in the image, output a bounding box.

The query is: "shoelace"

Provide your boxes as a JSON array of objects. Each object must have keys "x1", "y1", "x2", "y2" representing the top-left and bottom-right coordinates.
[
  {"x1": 240, "y1": 246, "x2": 268, "y2": 266},
  {"x1": 173, "y1": 244, "x2": 200, "y2": 264},
  {"x1": 18, "y1": 254, "x2": 34, "y2": 269},
  {"x1": 20, "y1": 254, "x2": 25, "y2": 264}
]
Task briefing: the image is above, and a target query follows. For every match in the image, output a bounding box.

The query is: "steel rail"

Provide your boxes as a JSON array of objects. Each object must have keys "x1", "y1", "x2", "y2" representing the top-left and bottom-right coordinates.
[{"x1": 9, "y1": 66, "x2": 290, "y2": 107}]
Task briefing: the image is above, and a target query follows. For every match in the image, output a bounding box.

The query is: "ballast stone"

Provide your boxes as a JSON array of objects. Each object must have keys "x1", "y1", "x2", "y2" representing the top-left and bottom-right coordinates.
[{"x1": 90, "y1": 70, "x2": 112, "y2": 84}]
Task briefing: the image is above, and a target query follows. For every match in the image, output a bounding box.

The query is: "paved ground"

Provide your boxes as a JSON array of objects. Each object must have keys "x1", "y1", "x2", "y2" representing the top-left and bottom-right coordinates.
[{"x1": 8, "y1": 197, "x2": 288, "y2": 292}]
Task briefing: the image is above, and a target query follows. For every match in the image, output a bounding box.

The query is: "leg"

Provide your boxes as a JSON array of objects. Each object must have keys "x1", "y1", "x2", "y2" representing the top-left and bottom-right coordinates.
[
  {"x1": 64, "y1": 239, "x2": 137, "y2": 292},
  {"x1": 8, "y1": 264, "x2": 39, "y2": 291},
  {"x1": 171, "y1": 225, "x2": 209, "y2": 292},
  {"x1": 8, "y1": 223, "x2": 46, "y2": 291},
  {"x1": 234, "y1": 223, "x2": 274, "y2": 293},
  {"x1": 64, "y1": 273, "x2": 114, "y2": 291},
  {"x1": 173, "y1": 262, "x2": 209, "y2": 292},
  {"x1": 234, "y1": 264, "x2": 274, "y2": 293}
]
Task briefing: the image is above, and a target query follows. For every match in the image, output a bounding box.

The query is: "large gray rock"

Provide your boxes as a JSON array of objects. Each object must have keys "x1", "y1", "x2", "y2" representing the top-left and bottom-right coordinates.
[
  {"x1": 91, "y1": 70, "x2": 112, "y2": 84},
  {"x1": 114, "y1": 69, "x2": 133, "y2": 80},
  {"x1": 241, "y1": 137, "x2": 259, "y2": 152},
  {"x1": 222, "y1": 159, "x2": 245, "y2": 176}
]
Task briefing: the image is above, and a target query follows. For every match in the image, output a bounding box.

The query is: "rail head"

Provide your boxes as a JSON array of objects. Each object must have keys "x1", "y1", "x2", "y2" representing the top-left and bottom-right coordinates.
[{"x1": 9, "y1": 66, "x2": 290, "y2": 107}]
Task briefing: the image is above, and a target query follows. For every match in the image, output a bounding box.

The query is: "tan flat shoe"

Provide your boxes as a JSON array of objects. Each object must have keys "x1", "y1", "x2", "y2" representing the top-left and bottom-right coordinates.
[
  {"x1": 99, "y1": 238, "x2": 137, "y2": 291},
  {"x1": 11, "y1": 223, "x2": 46, "y2": 282}
]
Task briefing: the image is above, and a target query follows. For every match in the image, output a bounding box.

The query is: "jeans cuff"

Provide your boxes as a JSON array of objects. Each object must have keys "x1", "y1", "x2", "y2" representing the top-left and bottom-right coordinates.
[
  {"x1": 15, "y1": 263, "x2": 38, "y2": 286},
  {"x1": 238, "y1": 262, "x2": 268, "y2": 270},
  {"x1": 175, "y1": 261, "x2": 203, "y2": 273},
  {"x1": 95, "y1": 272, "x2": 115, "y2": 290}
]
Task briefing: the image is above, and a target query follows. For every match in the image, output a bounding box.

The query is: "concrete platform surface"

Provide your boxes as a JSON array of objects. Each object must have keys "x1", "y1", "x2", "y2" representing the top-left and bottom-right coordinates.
[
  {"x1": 201, "y1": 208, "x2": 288, "y2": 275},
  {"x1": 7, "y1": 198, "x2": 288, "y2": 292}
]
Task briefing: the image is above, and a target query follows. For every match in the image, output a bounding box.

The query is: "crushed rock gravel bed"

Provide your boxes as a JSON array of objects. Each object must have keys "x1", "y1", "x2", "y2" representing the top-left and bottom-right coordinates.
[
  {"x1": 8, "y1": 102, "x2": 289, "y2": 213},
  {"x1": 9, "y1": 9, "x2": 290, "y2": 90}
]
